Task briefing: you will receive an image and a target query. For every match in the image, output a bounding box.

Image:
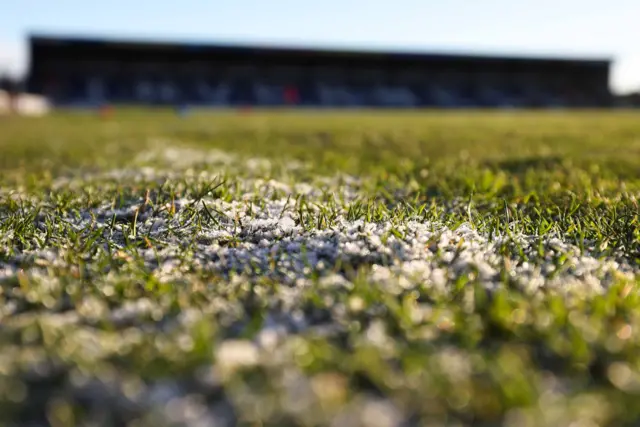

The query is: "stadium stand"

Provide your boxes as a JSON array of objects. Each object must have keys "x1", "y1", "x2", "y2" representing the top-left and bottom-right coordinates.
[{"x1": 26, "y1": 34, "x2": 613, "y2": 108}]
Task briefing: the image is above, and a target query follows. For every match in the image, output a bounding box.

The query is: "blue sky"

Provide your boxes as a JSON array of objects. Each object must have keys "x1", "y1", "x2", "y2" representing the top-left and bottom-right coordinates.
[{"x1": 2, "y1": 0, "x2": 639, "y2": 93}]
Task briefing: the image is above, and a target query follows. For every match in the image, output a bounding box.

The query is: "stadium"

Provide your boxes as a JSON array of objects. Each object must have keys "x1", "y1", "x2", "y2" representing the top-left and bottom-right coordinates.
[{"x1": 27, "y1": 34, "x2": 613, "y2": 108}]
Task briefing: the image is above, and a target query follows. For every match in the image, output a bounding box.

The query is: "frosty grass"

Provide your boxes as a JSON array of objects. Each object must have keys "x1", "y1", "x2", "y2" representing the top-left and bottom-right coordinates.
[{"x1": 1, "y1": 145, "x2": 639, "y2": 427}]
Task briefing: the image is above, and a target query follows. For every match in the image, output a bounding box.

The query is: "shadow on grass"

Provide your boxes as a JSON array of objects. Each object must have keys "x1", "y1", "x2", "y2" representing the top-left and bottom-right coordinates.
[
  {"x1": 484, "y1": 155, "x2": 566, "y2": 175},
  {"x1": 486, "y1": 154, "x2": 640, "y2": 181}
]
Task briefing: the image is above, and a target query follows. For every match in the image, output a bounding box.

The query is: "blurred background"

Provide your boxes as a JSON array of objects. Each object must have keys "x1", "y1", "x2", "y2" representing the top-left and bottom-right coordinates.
[{"x1": 2, "y1": 0, "x2": 640, "y2": 112}]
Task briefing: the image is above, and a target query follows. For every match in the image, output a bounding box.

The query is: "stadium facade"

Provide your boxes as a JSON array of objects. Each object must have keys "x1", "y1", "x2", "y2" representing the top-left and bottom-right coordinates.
[{"x1": 27, "y1": 34, "x2": 613, "y2": 108}]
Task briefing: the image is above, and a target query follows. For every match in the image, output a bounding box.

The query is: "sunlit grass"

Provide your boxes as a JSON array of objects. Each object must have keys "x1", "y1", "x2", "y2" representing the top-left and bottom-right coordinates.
[{"x1": 0, "y1": 109, "x2": 639, "y2": 426}]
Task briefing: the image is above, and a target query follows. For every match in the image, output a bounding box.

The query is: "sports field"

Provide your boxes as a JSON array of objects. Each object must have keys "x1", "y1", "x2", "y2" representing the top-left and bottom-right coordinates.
[{"x1": 1, "y1": 109, "x2": 640, "y2": 426}]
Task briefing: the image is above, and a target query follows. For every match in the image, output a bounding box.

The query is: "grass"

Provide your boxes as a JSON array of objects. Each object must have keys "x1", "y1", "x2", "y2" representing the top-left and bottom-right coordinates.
[{"x1": 1, "y1": 109, "x2": 640, "y2": 426}]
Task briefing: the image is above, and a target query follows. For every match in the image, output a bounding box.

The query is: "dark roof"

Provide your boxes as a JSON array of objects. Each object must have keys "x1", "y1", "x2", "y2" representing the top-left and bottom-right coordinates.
[{"x1": 28, "y1": 33, "x2": 612, "y2": 67}]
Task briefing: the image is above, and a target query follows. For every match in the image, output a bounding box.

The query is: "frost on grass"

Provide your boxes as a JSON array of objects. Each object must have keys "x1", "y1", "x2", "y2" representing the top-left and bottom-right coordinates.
[{"x1": 0, "y1": 147, "x2": 638, "y2": 427}]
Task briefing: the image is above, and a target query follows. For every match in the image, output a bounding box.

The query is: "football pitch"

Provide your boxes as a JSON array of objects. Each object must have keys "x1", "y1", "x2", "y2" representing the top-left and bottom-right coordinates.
[{"x1": 1, "y1": 109, "x2": 640, "y2": 426}]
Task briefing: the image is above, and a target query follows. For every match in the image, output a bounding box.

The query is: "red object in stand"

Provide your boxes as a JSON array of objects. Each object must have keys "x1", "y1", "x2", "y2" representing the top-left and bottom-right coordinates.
[{"x1": 284, "y1": 86, "x2": 299, "y2": 105}]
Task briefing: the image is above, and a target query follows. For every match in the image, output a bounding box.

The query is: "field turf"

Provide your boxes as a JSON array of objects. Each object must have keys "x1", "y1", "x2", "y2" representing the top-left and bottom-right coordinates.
[{"x1": 1, "y1": 109, "x2": 640, "y2": 426}]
